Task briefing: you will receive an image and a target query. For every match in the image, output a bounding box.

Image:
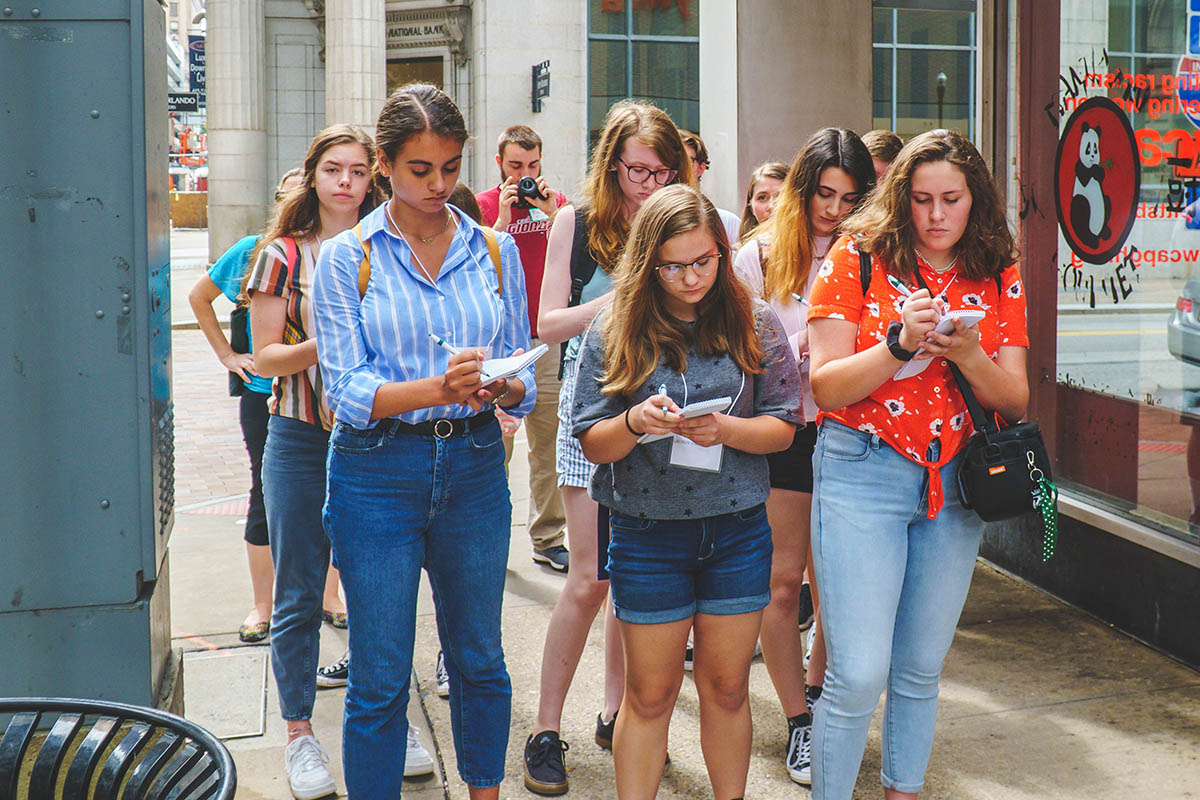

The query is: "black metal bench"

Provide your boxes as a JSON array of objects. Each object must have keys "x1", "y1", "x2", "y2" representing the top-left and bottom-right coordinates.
[{"x1": 0, "y1": 697, "x2": 236, "y2": 799}]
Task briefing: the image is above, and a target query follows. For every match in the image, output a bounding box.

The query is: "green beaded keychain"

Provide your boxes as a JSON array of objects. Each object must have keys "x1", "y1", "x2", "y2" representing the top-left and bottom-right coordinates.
[{"x1": 1028, "y1": 451, "x2": 1059, "y2": 562}]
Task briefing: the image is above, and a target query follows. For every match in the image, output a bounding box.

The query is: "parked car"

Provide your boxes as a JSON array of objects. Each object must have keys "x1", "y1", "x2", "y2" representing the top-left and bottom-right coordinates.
[{"x1": 1168, "y1": 279, "x2": 1200, "y2": 366}]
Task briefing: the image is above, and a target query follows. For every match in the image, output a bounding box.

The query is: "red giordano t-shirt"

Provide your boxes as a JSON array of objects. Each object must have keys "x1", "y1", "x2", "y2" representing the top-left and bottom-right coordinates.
[
  {"x1": 807, "y1": 234, "x2": 1029, "y2": 518},
  {"x1": 475, "y1": 184, "x2": 568, "y2": 338}
]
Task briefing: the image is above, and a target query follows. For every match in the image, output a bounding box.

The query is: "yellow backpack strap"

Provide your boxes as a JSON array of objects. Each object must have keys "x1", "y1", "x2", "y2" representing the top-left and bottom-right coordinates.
[
  {"x1": 480, "y1": 226, "x2": 502, "y2": 295},
  {"x1": 354, "y1": 223, "x2": 371, "y2": 298}
]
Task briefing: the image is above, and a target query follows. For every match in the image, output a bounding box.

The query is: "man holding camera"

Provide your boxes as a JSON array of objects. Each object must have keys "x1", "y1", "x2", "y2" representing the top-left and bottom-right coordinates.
[{"x1": 476, "y1": 125, "x2": 570, "y2": 572}]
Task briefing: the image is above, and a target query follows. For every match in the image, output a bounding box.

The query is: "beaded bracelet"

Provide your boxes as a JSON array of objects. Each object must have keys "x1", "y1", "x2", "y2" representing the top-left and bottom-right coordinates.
[{"x1": 624, "y1": 407, "x2": 644, "y2": 437}]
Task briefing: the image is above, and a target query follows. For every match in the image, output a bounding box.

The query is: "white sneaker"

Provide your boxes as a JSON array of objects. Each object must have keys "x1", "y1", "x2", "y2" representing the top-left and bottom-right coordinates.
[
  {"x1": 283, "y1": 734, "x2": 337, "y2": 800},
  {"x1": 405, "y1": 725, "x2": 435, "y2": 777},
  {"x1": 786, "y1": 721, "x2": 812, "y2": 785},
  {"x1": 803, "y1": 625, "x2": 817, "y2": 671},
  {"x1": 435, "y1": 650, "x2": 450, "y2": 698}
]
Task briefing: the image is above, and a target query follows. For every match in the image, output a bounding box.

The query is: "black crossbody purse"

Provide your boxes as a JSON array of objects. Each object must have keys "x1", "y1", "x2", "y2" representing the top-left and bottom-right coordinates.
[{"x1": 909, "y1": 270, "x2": 1058, "y2": 559}]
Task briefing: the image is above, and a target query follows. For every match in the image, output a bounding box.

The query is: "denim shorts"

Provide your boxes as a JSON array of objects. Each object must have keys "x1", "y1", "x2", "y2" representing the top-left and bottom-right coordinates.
[{"x1": 607, "y1": 504, "x2": 772, "y2": 624}]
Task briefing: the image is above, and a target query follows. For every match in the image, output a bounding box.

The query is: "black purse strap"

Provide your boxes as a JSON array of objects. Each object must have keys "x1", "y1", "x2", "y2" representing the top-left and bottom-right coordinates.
[{"x1": 909, "y1": 270, "x2": 998, "y2": 436}]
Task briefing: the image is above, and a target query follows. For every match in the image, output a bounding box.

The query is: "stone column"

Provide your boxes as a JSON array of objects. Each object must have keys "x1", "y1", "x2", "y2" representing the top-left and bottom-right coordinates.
[
  {"x1": 206, "y1": 0, "x2": 267, "y2": 259},
  {"x1": 324, "y1": 0, "x2": 386, "y2": 136}
]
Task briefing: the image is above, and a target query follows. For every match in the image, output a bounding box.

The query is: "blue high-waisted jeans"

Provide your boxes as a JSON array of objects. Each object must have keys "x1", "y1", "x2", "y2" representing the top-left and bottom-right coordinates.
[
  {"x1": 810, "y1": 420, "x2": 983, "y2": 798},
  {"x1": 262, "y1": 414, "x2": 331, "y2": 722},
  {"x1": 324, "y1": 417, "x2": 512, "y2": 797}
]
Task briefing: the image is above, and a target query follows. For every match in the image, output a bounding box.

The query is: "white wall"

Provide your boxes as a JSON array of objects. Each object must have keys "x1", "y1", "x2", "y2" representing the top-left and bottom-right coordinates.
[
  {"x1": 265, "y1": 0, "x2": 325, "y2": 188},
  {"x1": 699, "y1": 0, "x2": 740, "y2": 213},
  {"x1": 470, "y1": 0, "x2": 588, "y2": 201}
]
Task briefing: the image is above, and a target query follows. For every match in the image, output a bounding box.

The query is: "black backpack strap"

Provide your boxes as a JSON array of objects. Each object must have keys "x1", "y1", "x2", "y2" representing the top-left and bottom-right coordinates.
[
  {"x1": 568, "y1": 207, "x2": 599, "y2": 307},
  {"x1": 559, "y1": 207, "x2": 601, "y2": 379},
  {"x1": 858, "y1": 242, "x2": 872, "y2": 294}
]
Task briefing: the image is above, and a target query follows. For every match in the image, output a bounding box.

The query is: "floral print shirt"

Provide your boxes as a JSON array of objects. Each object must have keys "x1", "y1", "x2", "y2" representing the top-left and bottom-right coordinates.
[{"x1": 807, "y1": 235, "x2": 1029, "y2": 518}]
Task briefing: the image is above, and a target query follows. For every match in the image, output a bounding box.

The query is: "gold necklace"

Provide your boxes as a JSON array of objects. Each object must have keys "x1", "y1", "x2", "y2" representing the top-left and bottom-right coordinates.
[{"x1": 388, "y1": 204, "x2": 452, "y2": 244}]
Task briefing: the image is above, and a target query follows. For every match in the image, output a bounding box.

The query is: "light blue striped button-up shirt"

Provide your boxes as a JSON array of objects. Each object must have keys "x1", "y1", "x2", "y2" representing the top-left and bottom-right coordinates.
[{"x1": 313, "y1": 203, "x2": 537, "y2": 430}]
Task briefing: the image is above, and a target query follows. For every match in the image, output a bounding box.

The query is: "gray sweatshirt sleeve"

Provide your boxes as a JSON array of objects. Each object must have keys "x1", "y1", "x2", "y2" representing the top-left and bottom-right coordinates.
[{"x1": 752, "y1": 301, "x2": 803, "y2": 425}]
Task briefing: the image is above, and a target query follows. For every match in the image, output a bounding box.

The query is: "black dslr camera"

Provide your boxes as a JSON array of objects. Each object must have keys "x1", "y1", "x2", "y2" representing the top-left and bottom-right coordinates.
[{"x1": 516, "y1": 176, "x2": 547, "y2": 209}]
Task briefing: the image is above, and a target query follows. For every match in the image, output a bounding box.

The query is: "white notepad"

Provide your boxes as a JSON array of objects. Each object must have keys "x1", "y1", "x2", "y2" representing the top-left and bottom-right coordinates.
[
  {"x1": 481, "y1": 344, "x2": 550, "y2": 387},
  {"x1": 893, "y1": 310, "x2": 986, "y2": 380},
  {"x1": 638, "y1": 396, "x2": 733, "y2": 444}
]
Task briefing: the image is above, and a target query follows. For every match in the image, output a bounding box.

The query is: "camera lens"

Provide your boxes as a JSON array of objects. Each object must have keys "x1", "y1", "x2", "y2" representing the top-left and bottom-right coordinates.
[{"x1": 518, "y1": 177, "x2": 538, "y2": 196}]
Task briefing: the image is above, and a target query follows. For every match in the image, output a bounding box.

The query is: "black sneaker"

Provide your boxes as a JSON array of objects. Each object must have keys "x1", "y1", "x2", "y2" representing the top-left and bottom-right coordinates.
[
  {"x1": 532, "y1": 545, "x2": 570, "y2": 573},
  {"x1": 683, "y1": 641, "x2": 694, "y2": 671},
  {"x1": 797, "y1": 582, "x2": 814, "y2": 630},
  {"x1": 316, "y1": 651, "x2": 349, "y2": 688},
  {"x1": 594, "y1": 711, "x2": 616, "y2": 749},
  {"x1": 806, "y1": 684, "x2": 823, "y2": 716},
  {"x1": 524, "y1": 731, "x2": 569, "y2": 795},
  {"x1": 786, "y1": 713, "x2": 813, "y2": 785}
]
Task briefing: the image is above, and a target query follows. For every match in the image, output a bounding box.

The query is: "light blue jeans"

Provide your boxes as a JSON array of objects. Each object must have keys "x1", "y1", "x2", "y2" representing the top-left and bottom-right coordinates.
[
  {"x1": 324, "y1": 417, "x2": 512, "y2": 798},
  {"x1": 262, "y1": 414, "x2": 331, "y2": 722},
  {"x1": 810, "y1": 420, "x2": 984, "y2": 798}
]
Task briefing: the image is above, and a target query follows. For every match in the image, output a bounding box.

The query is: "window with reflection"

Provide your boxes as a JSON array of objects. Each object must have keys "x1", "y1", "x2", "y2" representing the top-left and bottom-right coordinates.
[
  {"x1": 587, "y1": 0, "x2": 700, "y2": 148},
  {"x1": 872, "y1": 1, "x2": 976, "y2": 140},
  {"x1": 1056, "y1": 0, "x2": 1199, "y2": 543}
]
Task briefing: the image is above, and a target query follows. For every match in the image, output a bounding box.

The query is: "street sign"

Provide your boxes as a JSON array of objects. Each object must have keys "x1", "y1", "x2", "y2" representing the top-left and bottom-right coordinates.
[
  {"x1": 168, "y1": 92, "x2": 199, "y2": 112},
  {"x1": 532, "y1": 60, "x2": 550, "y2": 112},
  {"x1": 188, "y1": 35, "x2": 205, "y2": 107}
]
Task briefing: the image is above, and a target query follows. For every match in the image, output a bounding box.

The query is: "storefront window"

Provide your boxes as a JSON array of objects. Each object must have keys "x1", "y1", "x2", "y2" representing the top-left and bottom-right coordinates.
[
  {"x1": 872, "y1": 1, "x2": 975, "y2": 140},
  {"x1": 587, "y1": 0, "x2": 700, "y2": 147},
  {"x1": 1056, "y1": 0, "x2": 1199, "y2": 542}
]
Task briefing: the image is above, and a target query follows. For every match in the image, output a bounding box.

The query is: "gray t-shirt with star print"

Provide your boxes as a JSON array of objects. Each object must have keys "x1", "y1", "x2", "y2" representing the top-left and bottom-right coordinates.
[{"x1": 571, "y1": 300, "x2": 801, "y2": 520}]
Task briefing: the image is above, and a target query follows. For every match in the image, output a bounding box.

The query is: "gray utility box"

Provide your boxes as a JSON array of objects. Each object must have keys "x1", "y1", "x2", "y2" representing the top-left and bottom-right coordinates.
[{"x1": 0, "y1": 0, "x2": 175, "y2": 705}]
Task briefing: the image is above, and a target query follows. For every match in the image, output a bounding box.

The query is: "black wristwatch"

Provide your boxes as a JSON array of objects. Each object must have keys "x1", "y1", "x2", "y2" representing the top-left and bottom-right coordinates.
[{"x1": 886, "y1": 321, "x2": 916, "y2": 362}]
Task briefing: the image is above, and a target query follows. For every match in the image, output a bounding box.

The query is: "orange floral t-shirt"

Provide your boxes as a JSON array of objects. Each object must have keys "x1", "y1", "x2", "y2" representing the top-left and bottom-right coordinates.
[{"x1": 807, "y1": 235, "x2": 1029, "y2": 518}]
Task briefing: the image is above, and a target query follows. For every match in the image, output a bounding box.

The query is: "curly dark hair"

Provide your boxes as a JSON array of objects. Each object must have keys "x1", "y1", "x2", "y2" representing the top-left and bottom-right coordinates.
[{"x1": 841, "y1": 129, "x2": 1018, "y2": 282}]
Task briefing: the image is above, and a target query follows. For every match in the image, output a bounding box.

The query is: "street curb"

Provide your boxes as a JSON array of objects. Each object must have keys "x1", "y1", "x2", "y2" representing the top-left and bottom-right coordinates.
[{"x1": 1059, "y1": 303, "x2": 1173, "y2": 314}]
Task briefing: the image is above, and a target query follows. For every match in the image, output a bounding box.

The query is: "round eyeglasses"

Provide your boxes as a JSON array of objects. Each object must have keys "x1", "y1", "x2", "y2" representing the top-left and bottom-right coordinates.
[
  {"x1": 656, "y1": 251, "x2": 721, "y2": 282},
  {"x1": 617, "y1": 159, "x2": 678, "y2": 186}
]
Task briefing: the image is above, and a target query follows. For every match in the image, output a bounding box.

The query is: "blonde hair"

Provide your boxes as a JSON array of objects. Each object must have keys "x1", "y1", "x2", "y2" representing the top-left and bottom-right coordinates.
[
  {"x1": 600, "y1": 185, "x2": 762, "y2": 398},
  {"x1": 761, "y1": 128, "x2": 874, "y2": 303},
  {"x1": 582, "y1": 101, "x2": 693, "y2": 270},
  {"x1": 841, "y1": 129, "x2": 1017, "y2": 283}
]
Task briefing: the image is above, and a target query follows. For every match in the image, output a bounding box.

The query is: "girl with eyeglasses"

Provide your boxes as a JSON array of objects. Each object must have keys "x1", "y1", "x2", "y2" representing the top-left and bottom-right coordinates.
[
  {"x1": 524, "y1": 100, "x2": 691, "y2": 795},
  {"x1": 732, "y1": 128, "x2": 876, "y2": 787},
  {"x1": 571, "y1": 184, "x2": 799, "y2": 800}
]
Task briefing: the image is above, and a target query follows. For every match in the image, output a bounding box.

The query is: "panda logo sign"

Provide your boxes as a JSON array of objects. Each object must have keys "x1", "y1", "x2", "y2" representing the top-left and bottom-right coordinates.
[{"x1": 1054, "y1": 96, "x2": 1141, "y2": 264}]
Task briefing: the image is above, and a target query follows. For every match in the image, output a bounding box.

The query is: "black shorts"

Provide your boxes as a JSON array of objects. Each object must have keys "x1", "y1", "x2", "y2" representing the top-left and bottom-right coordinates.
[{"x1": 767, "y1": 422, "x2": 818, "y2": 493}]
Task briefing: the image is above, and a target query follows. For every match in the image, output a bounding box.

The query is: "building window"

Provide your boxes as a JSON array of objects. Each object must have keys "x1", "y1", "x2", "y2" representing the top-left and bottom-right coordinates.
[
  {"x1": 587, "y1": 0, "x2": 699, "y2": 148},
  {"x1": 872, "y1": 1, "x2": 976, "y2": 140},
  {"x1": 1055, "y1": 0, "x2": 1198, "y2": 544}
]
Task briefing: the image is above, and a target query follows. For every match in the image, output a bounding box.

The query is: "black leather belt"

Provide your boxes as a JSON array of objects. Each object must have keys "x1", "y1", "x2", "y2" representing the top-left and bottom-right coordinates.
[{"x1": 374, "y1": 410, "x2": 496, "y2": 440}]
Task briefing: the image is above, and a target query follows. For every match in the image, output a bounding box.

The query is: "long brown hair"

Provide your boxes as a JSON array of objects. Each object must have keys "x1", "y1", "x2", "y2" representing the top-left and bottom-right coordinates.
[
  {"x1": 600, "y1": 185, "x2": 762, "y2": 398},
  {"x1": 738, "y1": 161, "x2": 788, "y2": 243},
  {"x1": 841, "y1": 128, "x2": 1018, "y2": 282},
  {"x1": 761, "y1": 128, "x2": 874, "y2": 303},
  {"x1": 582, "y1": 101, "x2": 693, "y2": 270},
  {"x1": 243, "y1": 125, "x2": 384, "y2": 300}
]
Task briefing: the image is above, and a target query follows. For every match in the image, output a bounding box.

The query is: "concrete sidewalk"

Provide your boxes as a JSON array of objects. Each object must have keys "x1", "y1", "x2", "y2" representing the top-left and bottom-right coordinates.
[{"x1": 169, "y1": 432, "x2": 1200, "y2": 798}]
